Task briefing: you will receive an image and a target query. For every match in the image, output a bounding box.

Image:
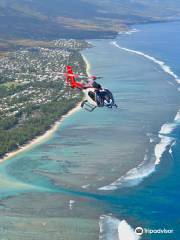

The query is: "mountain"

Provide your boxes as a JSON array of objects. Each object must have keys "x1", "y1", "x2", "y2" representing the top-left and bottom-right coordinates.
[
  {"x1": 0, "y1": 0, "x2": 180, "y2": 40},
  {"x1": 84, "y1": 0, "x2": 180, "y2": 20}
]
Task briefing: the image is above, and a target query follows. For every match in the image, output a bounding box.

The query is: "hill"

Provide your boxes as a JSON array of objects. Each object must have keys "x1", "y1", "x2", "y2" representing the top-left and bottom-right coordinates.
[{"x1": 0, "y1": 0, "x2": 180, "y2": 40}]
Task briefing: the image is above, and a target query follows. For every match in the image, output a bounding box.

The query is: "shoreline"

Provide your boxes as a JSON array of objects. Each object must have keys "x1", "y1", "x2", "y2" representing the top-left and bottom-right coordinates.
[
  {"x1": 0, "y1": 50, "x2": 92, "y2": 164},
  {"x1": 0, "y1": 51, "x2": 92, "y2": 163},
  {"x1": 81, "y1": 53, "x2": 91, "y2": 76},
  {"x1": 0, "y1": 103, "x2": 82, "y2": 163}
]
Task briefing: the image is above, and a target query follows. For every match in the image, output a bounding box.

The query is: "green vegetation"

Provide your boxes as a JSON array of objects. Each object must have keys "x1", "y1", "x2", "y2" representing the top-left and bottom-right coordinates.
[
  {"x1": 1, "y1": 82, "x2": 19, "y2": 89},
  {"x1": 0, "y1": 97, "x2": 82, "y2": 157},
  {"x1": 0, "y1": 0, "x2": 180, "y2": 40},
  {"x1": 0, "y1": 39, "x2": 86, "y2": 158}
]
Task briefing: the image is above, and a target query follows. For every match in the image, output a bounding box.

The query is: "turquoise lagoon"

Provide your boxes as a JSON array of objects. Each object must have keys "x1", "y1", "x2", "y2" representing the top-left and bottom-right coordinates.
[{"x1": 0, "y1": 22, "x2": 179, "y2": 239}]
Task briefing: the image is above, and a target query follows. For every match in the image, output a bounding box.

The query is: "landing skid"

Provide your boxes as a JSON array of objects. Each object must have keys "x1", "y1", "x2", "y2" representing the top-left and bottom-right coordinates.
[
  {"x1": 81, "y1": 100, "x2": 97, "y2": 112},
  {"x1": 106, "y1": 103, "x2": 118, "y2": 108}
]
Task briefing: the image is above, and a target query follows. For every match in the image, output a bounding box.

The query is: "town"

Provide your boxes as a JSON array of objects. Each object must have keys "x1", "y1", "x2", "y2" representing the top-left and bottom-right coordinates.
[{"x1": 0, "y1": 39, "x2": 90, "y2": 157}]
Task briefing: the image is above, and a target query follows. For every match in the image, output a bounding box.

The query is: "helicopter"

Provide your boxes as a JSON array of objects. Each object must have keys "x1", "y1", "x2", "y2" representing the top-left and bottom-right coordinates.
[{"x1": 64, "y1": 65, "x2": 118, "y2": 112}]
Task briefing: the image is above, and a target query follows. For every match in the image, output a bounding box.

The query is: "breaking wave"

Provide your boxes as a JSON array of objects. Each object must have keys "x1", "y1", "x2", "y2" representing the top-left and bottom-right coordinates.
[
  {"x1": 99, "y1": 121, "x2": 177, "y2": 190},
  {"x1": 156, "y1": 99, "x2": 180, "y2": 165},
  {"x1": 98, "y1": 41, "x2": 180, "y2": 190},
  {"x1": 99, "y1": 215, "x2": 140, "y2": 240},
  {"x1": 155, "y1": 128, "x2": 175, "y2": 165},
  {"x1": 99, "y1": 154, "x2": 155, "y2": 190},
  {"x1": 111, "y1": 41, "x2": 180, "y2": 84},
  {"x1": 118, "y1": 28, "x2": 139, "y2": 35},
  {"x1": 175, "y1": 110, "x2": 180, "y2": 122}
]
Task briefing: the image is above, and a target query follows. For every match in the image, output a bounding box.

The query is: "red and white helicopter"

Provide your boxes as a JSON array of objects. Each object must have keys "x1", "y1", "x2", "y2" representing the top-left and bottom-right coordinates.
[{"x1": 64, "y1": 66, "x2": 117, "y2": 112}]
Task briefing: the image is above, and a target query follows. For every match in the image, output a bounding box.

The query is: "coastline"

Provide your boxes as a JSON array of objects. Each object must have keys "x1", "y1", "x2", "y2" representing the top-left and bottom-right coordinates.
[
  {"x1": 0, "y1": 103, "x2": 82, "y2": 163},
  {"x1": 81, "y1": 53, "x2": 91, "y2": 76},
  {"x1": 0, "y1": 22, "x2": 179, "y2": 240},
  {"x1": 0, "y1": 51, "x2": 92, "y2": 164}
]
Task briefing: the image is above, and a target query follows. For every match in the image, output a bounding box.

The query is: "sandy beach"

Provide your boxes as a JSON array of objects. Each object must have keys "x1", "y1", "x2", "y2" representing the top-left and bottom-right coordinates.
[
  {"x1": 82, "y1": 54, "x2": 91, "y2": 76},
  {"x1": 0, "y1": 53, "x2": 92, "y2": 164},
  {"x1": 0, "y1": 102, "x2": 82, "y2": 163},
  {"x1": 0, "y1": 21, "x2": 179, "y2": 240}
]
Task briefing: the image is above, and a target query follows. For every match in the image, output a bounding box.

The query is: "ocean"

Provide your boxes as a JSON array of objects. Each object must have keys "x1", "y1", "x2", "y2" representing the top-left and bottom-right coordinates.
[{"x1": 0, "y1": 21, "x2": 179, "y2": 240}]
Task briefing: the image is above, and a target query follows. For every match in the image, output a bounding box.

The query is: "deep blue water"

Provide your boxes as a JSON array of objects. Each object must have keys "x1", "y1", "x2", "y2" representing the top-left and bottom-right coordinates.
[
  {"x1": 118, "y1": 22, "x2": 180, "y2": 77},
  {"x1": 104, "y1": 22, "x2": 180, "y2": 239},
  {"x1": 0, "y1": 22, "x2": 179, "y2": 239}
]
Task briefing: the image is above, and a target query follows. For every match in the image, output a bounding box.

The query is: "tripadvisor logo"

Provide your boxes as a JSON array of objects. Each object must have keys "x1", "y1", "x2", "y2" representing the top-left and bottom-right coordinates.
[
  {"x1": 135, "y1": 227, "x2": 144, "y2": 236},
  {"x1": 135, "y1": 226, "x2": 174, "y2": 236}
]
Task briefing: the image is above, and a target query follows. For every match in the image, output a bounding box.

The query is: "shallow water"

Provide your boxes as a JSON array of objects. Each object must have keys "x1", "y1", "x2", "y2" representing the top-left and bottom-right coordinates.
[{"x1": 0, "y1": 22, "x2": 179, "y2": 239}]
